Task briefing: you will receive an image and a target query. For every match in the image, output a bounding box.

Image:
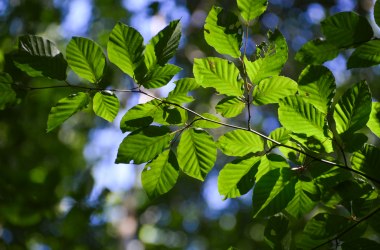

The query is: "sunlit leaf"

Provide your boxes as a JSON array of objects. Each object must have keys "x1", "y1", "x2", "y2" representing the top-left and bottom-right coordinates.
[
  {"x1": 120, "y1": 100, "x2": 160, "y2": 132},
  {"x1": 215, "y1": 96, "x2": 245, "y2": 118},
  {"x1": 92, "y1": 91, "x2": 119, "y2": 122},
  {"x1": 255, "y1": 154, "x2": 289, "y2": 181},
  {"x1": 237, "y1": 0, "x2": 267, "y2": 23},
  {"x1": 298, "y1": 65, "x2": 336, "y2": 114},
  {"x1": 116, "y1": 126, "x2": 173, "y2": 164},
  {"x1": 140, "y1": 64, "x2": 181, "y2": 89},
  {"x1": 334, "y1": 81, "x2": 372, "y2": 135},
  {"x1": 351, "y1": 144, "x2": 380, "y2": 182},
  {"x1": 278, "y1": 95, "x2": 328, "y2": 139},
  {"x1": 347, "y1": 40, "x2": 380, "y2": 68},
  {"x1": 367, "y1": 102, "x2": 380, "y2": 138},
  {"x1": 47, "y1": 92, "x2": 90, "y2": 132},
  {"x1": 0, "y1": 73, "x2": 17, "y2": 110},
  {"x1": 290, "y1": 133, "x2": 334, "y2": 154},
  {"x1": 204, "y1": 6, "x2": 242, "y2": 58},
  {"x1": 193, "y1": 113, "x2": 221, "y2": 129},
  {"x1": 13, "y1": 35, "x2": 67, "y2": 80},
  {"x1": 295, "y1": 39, "x2": 339, "y2": 65},
  {"x1": 153, "y1": 104, "x2": 188, "y2": 126},
  {"x1": 267, "y1": 127, "x2": 301, "y2": 162},
  {"x1": 177, "y1": 128, "x2": 217, "y2": 181},
  {"x1": 66, "y1": 37, "x2": 106, "y2": 83},
  {"x1": 144, "y1": 20, "x2": 181, "y2": 69},
  {"x1": 217, "y1": 130, "x2": 264, "y2": 156},
  {"x1": 194, "y1": 57, "x2": 244, "y2": 96},
  {"x1": 107, "y1": 22, "x2": 145, "y2": 81},
  {"x1": 304, "y1": 213, "x2": 352, "y2": 239},
  {"x1": 252, "y1": 167, "x2": 296, "y2": 218},
  {"x1": 218, "y1": 155, "x2": 260, "y2": 198},
  {"x1": 252, "y1": 76, "x2": 297, "y2": 105},
  {"x1": 141, "y1": 149, "x2": 179, "y2": 199},
  {"x1": 167, "y1": 78, "x2": 199, "y2": 104},
  {"x1": 321, "y1": 12, "x2": 373, "y2": 48},
  {"x1": 286, "y1": 180, "x2": 319, "y2": 218}
]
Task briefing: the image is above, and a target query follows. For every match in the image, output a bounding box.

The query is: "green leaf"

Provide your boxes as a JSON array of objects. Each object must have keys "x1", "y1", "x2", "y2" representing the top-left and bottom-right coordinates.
[
  {"x1": 215, "y1": 96, "x2": 245, "y2": 118},
  {"x1": 66, "y1": 37, "x2": 106, "y2": 83},
  {"x1": 47, "y1": 92, "x2": 90, "y2": 132},
  {"x1": 340, "y1": 132, "x2": 368, "y2": 153},
  {"x1": 141, "y1": 149, "x2": 179, "y2": 199},
  {"x1": 285, "y1": 180, "x2": 319, "y2": 218},
  {"x1": 13, "y1": 35, "x2": 67, "y2": 80},
  {"x1": 204, "y1": 6, "x2": 242, "y2": 58},
  {"x1": 177, "y1": 128, "x2": 217, "y2": 181},
  {"x1": 295, "y1": 39, "x2": 339, "y2": 65},
  {"x1": 120, "y1": 100, "x2": 160, "y2": 132},
  {"x1": 140, "y1": 64, "x2": 181, "y2": 89},
  {"x1": 193, "y1": 113, "x2": 221, "y2": 129},
  {"x1": 267, "y1": 127, "x2": 301, "y2": 162},
  {"x1": 351, "y1": 144, "x2": 380, "y2": 182},
  {"x1": 321, "y1": 12, "x2": 373, "y2": 48},
  {"x1": 310, "y1": 162, "x2": 351, "y2": 189},
  {"x1": 245, "y1": 30, "x2": 288, "y2": 83},
  {"x1": 334, "y1": 81, "x2": 372, "y2": 135},
  {"x1": 347, "y1": 40, "x2": 380, "y2": 68},
  {"x1": 367, "y1": 102, "x2": 380, "y2": 138},
  {"x1": 255, "y1": 153, "x2": 289, "y2": 181},
  {"x1": 278, "y1": 95, "x2": 328, "y2": 139},
  {"x1": 116, "y1": 126, "x2": 173, "y2": 164},
  {"x1": 298, "y1": 65, "x2": 336, "y2": 114},
  {"x1": 107, "y1": 22, "x2": 145, "y2": 81},
  {"x1": 341, "y1": 238, "x2": 380, "y2": 250},
  {"x1": 252, "y1": 167, "x2": 296, "y2": 218},
  {"x1": 304, "y1": 213, "x2": 352, "y2": 239},
  {"x1": 375, "y1": 0, "x2": 380, "y2": 28},
  {"x1": 144, "y1": 20, "x2": 181, "y2": 69},
  {"x1": 218, "y1": 155, "x2": 260, "y2": 199},
  {"x1": 237, "y1": 0, "x2": 267, "y2": 23},
  {"x1": 290, "y1": 133, "x2": 334, "y2": 154},
  {"x1": 264, "y1": 214, "x2": 289, "y2": 249},
  {"x1": 167, "y1": 78, "x2": 199, "y2": 104},
  {"x1": 153, "y1": 104, "x2": 188, "y2": 126},
  {"x1": 252, "y1": 76, "x2": 297, "y2": 105},
  {"x1": 93, "y1": 91, "x2": 119, "y2": 122},
  {"x1": 217, "y1": 130, "x2": 264, "y2": 156},
  {"x1": 0, "y1": 73, "x2": 17, "y2": 110},
  {"x1": 194, "y1": 57, "x2": 243, "y2": 96}
]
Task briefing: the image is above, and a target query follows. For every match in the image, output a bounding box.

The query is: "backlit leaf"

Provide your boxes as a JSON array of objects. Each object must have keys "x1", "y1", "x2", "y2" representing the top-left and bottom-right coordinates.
[
  {"x1": 286, "y1": 180, "x2": 319, "y2": 218},
  {"x1": 204, "y1": 6, "x2": 242, "y2": 58},
  {"x1": 252, "y1": 76, "x2": 297, "y2": 105},
  {"x1": 194, "y1": 57, "x2": 243, "y2": 96},
  {"x1": 0, "y1": 73, "x2": 17, "y2": 110},
  {"x1": 141, "y1": 149, "x2": 179, "y2": 199},
  {"x1": 116, "y1": 126, "x2": 173, "y2": 164},
  {"x1": 347, "y1": 40, "x2": 380, "y2": 68},
  {"x1": 140, "y1": 64, "x2": 181, "y2": 89},
  {"x1": 167, "y1": 78, "x2": 199, "y2": 104},
  {"x1": 66, "y1": 37, "x2": 106, "y2": 83},
  {"x1": 351, "y1": 144, "x2": 380, "y2": 182},
  {"x1": 237, "y1": 0, "x2": 267, "y2": 23},
  {"x1": 47, "y1": 92, "x2": 90, "y2": 132},
  {"x1": 295, "y1": 39, "x2": 339, "y2": 65},
  {"x1": 177, "y1": 128, "x2": 217, "y2": 181},
  {"x1": 93, "y1": 91, "x2": 119, "y2": 122},
  {"x1": 120, "y1": 100, "x2": 160, "y2": 132},
  {"x1": 304, "y1": 213, "x2": 352, "y2": 239},
  {"x1": 255, "y1": 154, "x2": 289, "y2": 181},
  {"x1": 215, "y1": 96, "x2": 245, "y2": 118},
  {"x1": 217, "y1": 130, "x2": 264, "y2": 156},
  {"x1": 193, "y1": 113, "x2": 221, "y2": 129},
  {"x1": 367, "y1": 102, "x2": 380, "y2": 138}
]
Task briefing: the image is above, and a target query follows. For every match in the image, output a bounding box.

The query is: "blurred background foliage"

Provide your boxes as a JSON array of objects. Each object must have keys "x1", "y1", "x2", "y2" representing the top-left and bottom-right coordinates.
[{"x1": 0, "y1": 0, "x2": 380, "y2": 249}]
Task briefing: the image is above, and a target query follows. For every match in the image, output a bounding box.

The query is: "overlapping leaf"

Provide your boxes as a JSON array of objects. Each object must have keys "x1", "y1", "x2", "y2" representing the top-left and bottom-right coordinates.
[
  {"x1": 321, "y1": 12, "x2": 373, "y2": 48},
  {"x1": 66, "y1": 37, "x2": 106, "y2": 83},
  {"x1": 92, "y1": 91, "x2": 119, "y2": 122},
  {"x1": 285, "y1": 180, "x2": 319, "y2": 218},
  {"x1": 295, "y1": 39, "x2": 339, "y2": 65},
  {"x1": 367, "y1": 102, "x2": 380, "y2": 138},
  {"x1": 116, "y1": 126, "x2": 173, "y2": 164},
  {"x1": 252, "y1": 167, "x2": 296, "y2": 218},
  {"x1": 47, "y1": 92, "x2": 90, "y2": 132},
  {"x1": 237, "y1": 0, "x2": 267, "y2": 23},
  {"x1": 215, "y1": 96, "x2": 245, "y2": 118},
  {"x1": 255, "y1": 154, "x2": 289, "y2": 182},
  {"x1": 13, "y1": 35, "x2": 67, "y2": 80},
  {"x1": 252, "y1": 76, "x2": 297, "y2": 105},
  {"x1": 267, "y1": 127, "x2": 302, "y2": 163},
  {"x1": 194, "y1": 57, "x2": 243, "y2": 96},
  {"x1": 204, "y1": 6, "x2": 242, "y2": 58},
  {"x1": 217, "y1": 130, "x2": 264, "y2": 156},
  {"x1": 140, "y1": 64, "x2": 181, "y2": 89},
  {"x1": 347, "y1": 40, "x2": 380, "y2": 68},
  {"x1": 264, "y1": 215, "x2": 289, "y2": 249},
  {"x1": 141, "y1": 149, "x2": 179, "y2": 199},
  {"x1": 177, "y1": 128, "x2": 217, "y2": 181},
  {"x1": 193, "y1": 113, "x2": 221, "y2": 129},
  {"x1": 167, "y1": 78, "x2": 199, "y2": 104},
  {"x1": 107, "y1": 23, "x2": 145, "y2": 81},
  {"x1": 351, "y1": 144, "x2": 380, "y2": 181},
  {"x1": 304, "y1": 213, "x2": 352, "y2": 239},
  {"x1": 334, "y1": 81, "x2": 372, "y2": 135},
  {"x1": 0, "y1": 73, "x2": 17, "y2": 110},
  {"x1": 218, "y1": 155, "x2": 260, "y2": 198}
]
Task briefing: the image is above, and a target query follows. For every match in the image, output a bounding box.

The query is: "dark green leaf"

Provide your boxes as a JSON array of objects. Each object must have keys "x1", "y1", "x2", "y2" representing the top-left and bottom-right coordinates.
[
  {"x1": 92, "y1": 91, "x2": 119, "y2": 122},
  {"x1": 304, "y1": 213, "x2": 352, "y2": 239},
  {"x1": 204, "y1": 6, "x2": 242, "y2": 58},
  {"x1": 120, "y1": 100, "x2": 160, "y2": 132},
  {"x1": 264, "y1": 214, "x2": 289, "y2": 249},
  {"x1": 47, "y1": 92, "x2": 90, "y2": 132},
  {"x1": 0, "y1": 73, "x2": 17, "y2": 110},
  {"x1": 334, "y1": 81, "x2": 372, "y2": 135},
  {"x1": 140, "y1": 64, "x2": 181, "y2": 89},
  {"x1": 116, "y1": 126, "x2": 173, "y2": 164},
  {"x1": 367, "y1": 102, "x2": 380, "y2": 138},
  {"x1": 290, "y1": 133, "x2": 334, "y2": 154},
  {"x1": 252, "y1": 76, "x2": 297, "y2": 105},
  {"x1": 295, "y1": 39, "x2": 339, "y2": 65},
  {"x1": 321, "y1": 12, "x2": 373, "y2": 48},
  {"x1": 217, "y1": 130, "x2": 264, "y2": 156},
  {"x1": 177, "y1": 128, "x2": 217, "y2": 181},
  {"x1": 347, "y1": 40, "x2": 380, "y2": 68},
  {"x1": 194, "y1": 57, "x2": 244, "y2": 96},
  {"x1": 341, "y1": 238, "x2": 380, "y2": 250},
  {"x1": 141, "y1": 149, "x2": 179, "y2": 199},
  {"x1": 351, "y1": 144, "x2": 380, "y2": 182},
  {"x1": 375, "y1": 0, "x2": 380, "y2": 28},
  {"x1": 167, "y1": 78, "x2": 199, "y2": 104},
  {"x1": 215, "y1": 96, "x2": 245, "y2": 118},
  {"x1": 13, "y1": 35, "x2": 67, "y2": 80},
  {"x1": 66, "y1": 37, "x2": 106, "y2": 83},
  {"x1": 237, "y1": 0, "x2": 267, "y2": 23},
  {"x1": 340, "y1": 132, "x2": 368, "y2": 153}
]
